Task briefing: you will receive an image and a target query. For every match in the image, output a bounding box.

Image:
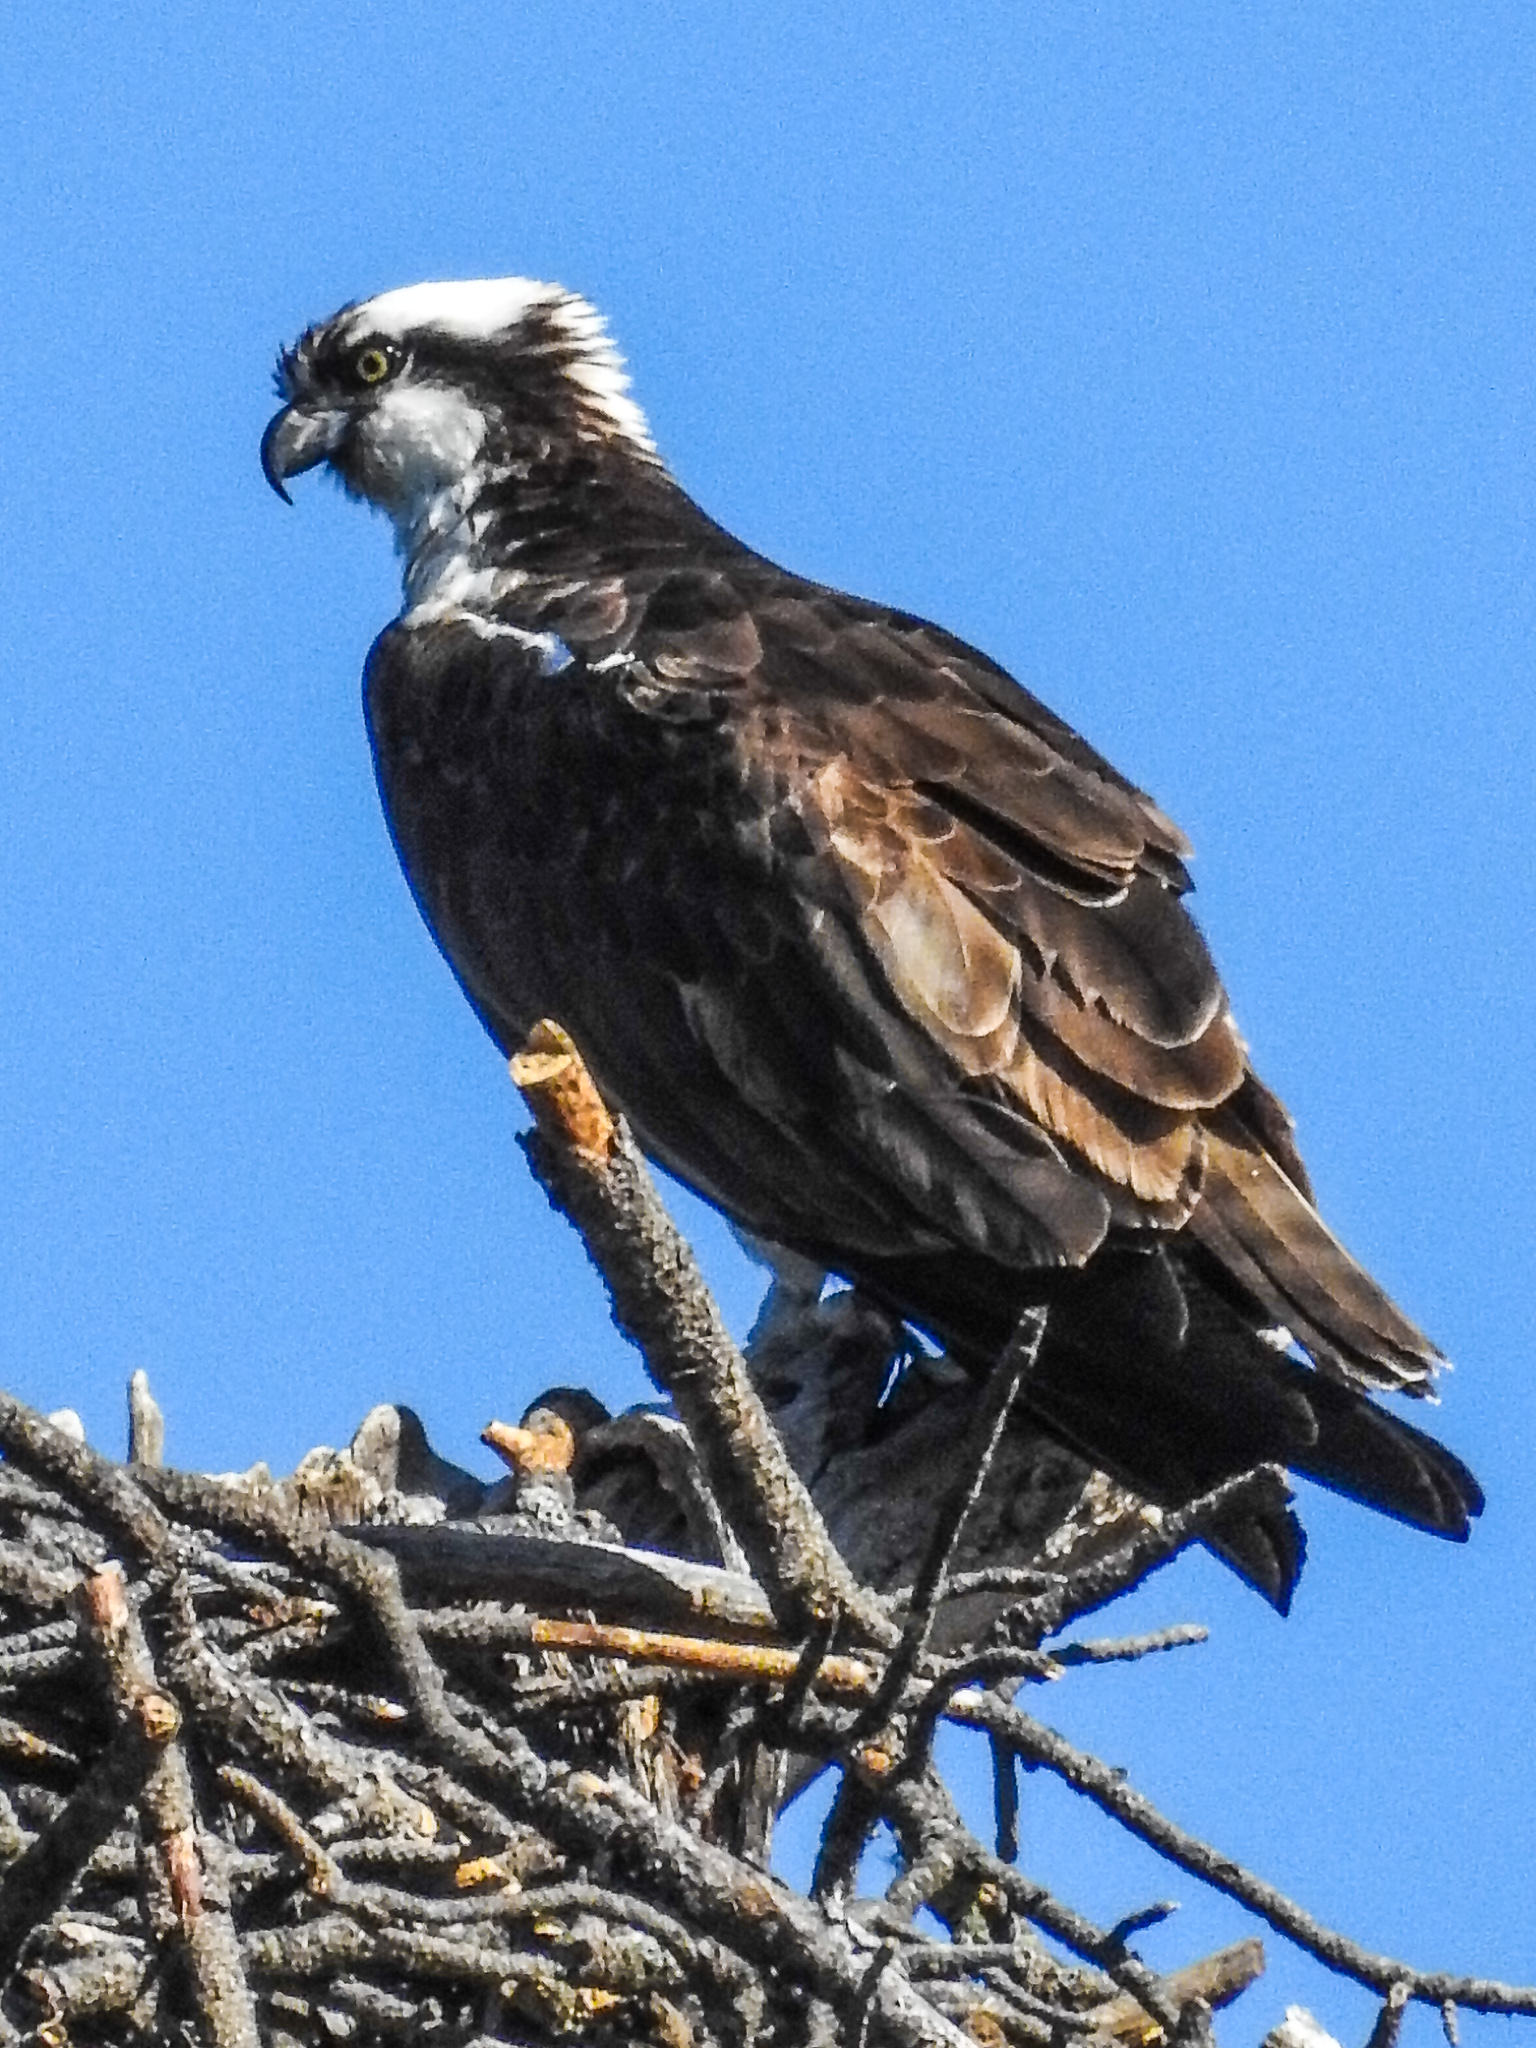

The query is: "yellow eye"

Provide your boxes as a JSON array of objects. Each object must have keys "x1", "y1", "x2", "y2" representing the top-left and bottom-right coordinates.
[{"x1": 354, "y1": 345, "x2": 393, "y2": 386}]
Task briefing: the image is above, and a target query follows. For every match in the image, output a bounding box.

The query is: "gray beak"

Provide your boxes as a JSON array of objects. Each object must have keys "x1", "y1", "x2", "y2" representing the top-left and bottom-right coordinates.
[{"x1": 260, "y1": 404, "x2": 350, "y2": 503}]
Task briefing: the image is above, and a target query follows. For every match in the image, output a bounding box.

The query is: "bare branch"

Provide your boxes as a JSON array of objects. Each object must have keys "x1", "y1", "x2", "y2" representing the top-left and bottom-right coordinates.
[
  {"x1": 1080, "y1": 1938, "x2": 1266, "y2": 2038},
  {"x1": 960, "y1": 1692, "x2": 1536, "y2": 2017},
  {"x1": 512, "y1": 1019, "x2": 896, "y2": 1646},
  {"x1": 81, "y1": 1563, "x2": 261, "y2": 2048},
  {"x1": 985, "y1": 1468, "x2": 1294, "y2": 1648},
  {"x1": 1055, "y1": 1624, "x2": 1209, "y2": 1667},
  {"x1": 460, "y1": 1611, "x2": 879, "y2": 1695}
]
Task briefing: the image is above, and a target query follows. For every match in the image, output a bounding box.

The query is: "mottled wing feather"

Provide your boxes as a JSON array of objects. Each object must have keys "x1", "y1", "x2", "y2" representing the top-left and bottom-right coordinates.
[
  {"x1": 699, "y1": 610, "x2": 1237, "y2": 1221},
  {"x1": 616, "y1": 575, "x2": 1444, "y2": 1384}
]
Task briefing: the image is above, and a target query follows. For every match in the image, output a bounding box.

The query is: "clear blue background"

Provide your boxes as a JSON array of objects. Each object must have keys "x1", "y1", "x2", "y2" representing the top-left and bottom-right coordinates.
[{"x1": 3, "y1": 6, "x2": 1532, "y2": 2041}]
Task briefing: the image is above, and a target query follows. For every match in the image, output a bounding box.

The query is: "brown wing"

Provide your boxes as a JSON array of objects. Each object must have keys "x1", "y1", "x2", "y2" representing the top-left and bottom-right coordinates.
[
  {"x1": 614, "y1": 568, "x2": 1442, "y2": 1391},
  {"x1": 364, "y1": 608, "x2": 1104, "y2": 1277},
  {"x1": 614, "y1": 575, "x2": 1234, "y2": 1204}
]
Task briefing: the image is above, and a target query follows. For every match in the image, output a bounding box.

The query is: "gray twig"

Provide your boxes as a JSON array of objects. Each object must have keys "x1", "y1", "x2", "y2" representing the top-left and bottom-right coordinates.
[
  {"x1": 1366, "y1": 1982, "x2": 1411, "y2": 2048},
  {"x1": 855, "y1": 1309, "x2": 1046, "y2": 1738},
  {"x1": 959, "y1": 1691, "x2": 1536, "y2": 2017}
]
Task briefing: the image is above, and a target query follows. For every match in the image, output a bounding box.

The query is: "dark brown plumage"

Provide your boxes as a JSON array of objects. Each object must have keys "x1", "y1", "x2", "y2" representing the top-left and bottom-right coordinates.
[{"x1": 264, "y1": 277, "x2": 1482, "y2": 1608}]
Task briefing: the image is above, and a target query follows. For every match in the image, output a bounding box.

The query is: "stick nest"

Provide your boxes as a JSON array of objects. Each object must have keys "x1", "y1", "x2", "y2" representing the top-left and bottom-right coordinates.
[{"x1": 0, "y1": 1024, "x2": 1521, "y2": 2048}]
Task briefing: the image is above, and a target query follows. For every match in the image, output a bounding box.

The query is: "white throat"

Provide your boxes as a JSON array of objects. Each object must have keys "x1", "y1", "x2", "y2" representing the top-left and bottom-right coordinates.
[
  {"x1": 352, "y1": 383, "x2": 515, "y2": 614},
  {"x1": 398, "y1": 492, "x2": 513, "y2": 618}
]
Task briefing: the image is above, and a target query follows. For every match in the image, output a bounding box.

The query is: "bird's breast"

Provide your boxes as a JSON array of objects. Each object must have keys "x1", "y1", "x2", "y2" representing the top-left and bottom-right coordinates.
[{"x1": 364, "y1": 623, "x2": 776, "y2": 1064}]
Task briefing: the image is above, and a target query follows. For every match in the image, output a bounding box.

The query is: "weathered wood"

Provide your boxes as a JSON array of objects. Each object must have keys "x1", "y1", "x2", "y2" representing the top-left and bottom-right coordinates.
[{"x1": 356, "y1": 1522, "x2": 777, "y2": 1633}]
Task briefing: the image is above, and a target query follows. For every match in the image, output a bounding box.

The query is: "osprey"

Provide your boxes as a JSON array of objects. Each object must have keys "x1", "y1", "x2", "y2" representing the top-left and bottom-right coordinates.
[{"x1": 262, "y1": 276, "x2": 1481, "y2": 1606}]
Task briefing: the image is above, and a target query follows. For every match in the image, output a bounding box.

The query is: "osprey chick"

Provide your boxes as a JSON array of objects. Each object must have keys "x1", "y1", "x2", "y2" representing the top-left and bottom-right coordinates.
[{"x1": 263, "y1": 276, "x2": 1481, "y2": 1607}]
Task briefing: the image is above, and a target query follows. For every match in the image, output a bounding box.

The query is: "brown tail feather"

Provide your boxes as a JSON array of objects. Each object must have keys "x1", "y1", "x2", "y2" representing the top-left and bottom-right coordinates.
[{"x1": 1192, "y1": 1111, "x2": 1440, "y2": 1388}]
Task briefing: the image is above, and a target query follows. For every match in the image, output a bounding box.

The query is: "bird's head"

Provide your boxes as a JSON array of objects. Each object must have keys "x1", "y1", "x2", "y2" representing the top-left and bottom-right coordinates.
[{"x1": 261, "y1": 277, "x2": 656, "y2": 550}]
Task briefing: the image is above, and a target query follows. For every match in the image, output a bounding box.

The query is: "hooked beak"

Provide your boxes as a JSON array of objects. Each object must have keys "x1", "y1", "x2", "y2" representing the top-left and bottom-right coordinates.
[{"x1": 260, "y1": 404, "x2": 350, "y2": 504}]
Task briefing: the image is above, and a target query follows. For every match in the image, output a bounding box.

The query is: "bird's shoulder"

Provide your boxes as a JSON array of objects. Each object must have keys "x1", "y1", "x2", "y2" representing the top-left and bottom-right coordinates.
[
  {"x1": 604, "y1": 561, "x2": 1197, "y2": 899},
  {"x1": 584, "y1": 561, "x2": 1245, "y2": 1198}
]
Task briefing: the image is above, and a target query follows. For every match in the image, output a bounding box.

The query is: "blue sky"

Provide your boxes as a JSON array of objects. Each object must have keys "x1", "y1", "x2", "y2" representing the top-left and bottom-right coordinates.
[{"x1": 3, "y1": 5, "x2": 1533, "y2": 2039}]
